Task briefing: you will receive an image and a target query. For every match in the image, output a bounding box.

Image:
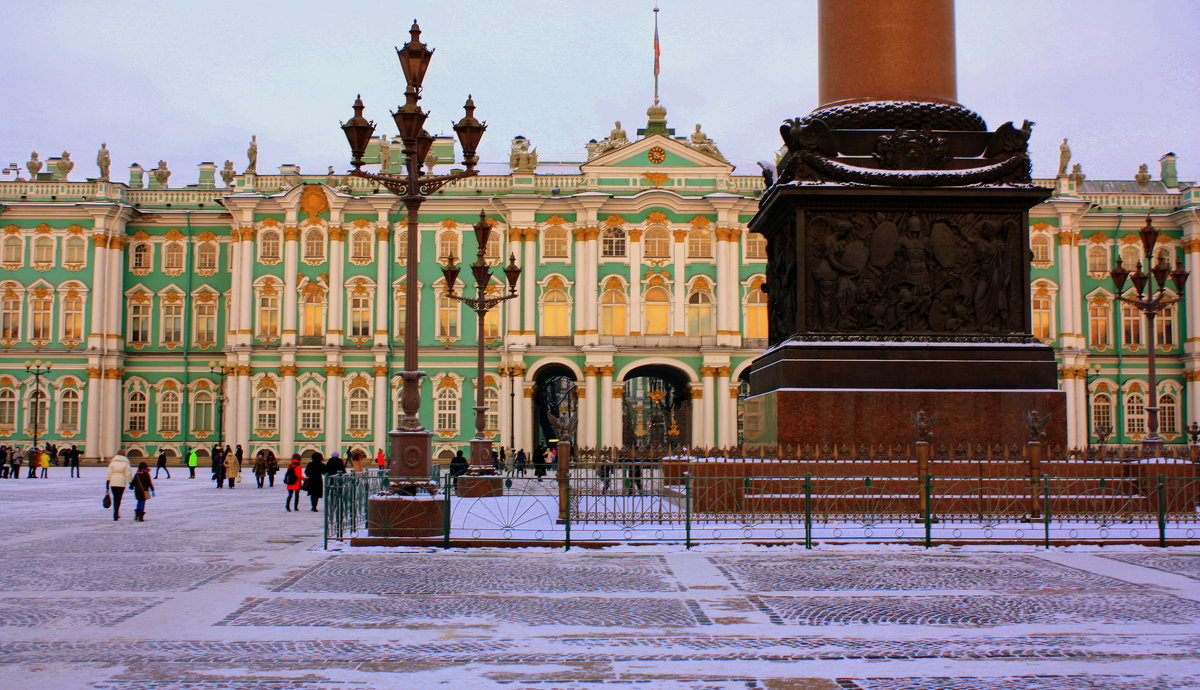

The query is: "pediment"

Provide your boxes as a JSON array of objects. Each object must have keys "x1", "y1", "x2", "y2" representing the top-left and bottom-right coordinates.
[{"x1": 582, "y1": 135, "x2": 733, "y2": 174}]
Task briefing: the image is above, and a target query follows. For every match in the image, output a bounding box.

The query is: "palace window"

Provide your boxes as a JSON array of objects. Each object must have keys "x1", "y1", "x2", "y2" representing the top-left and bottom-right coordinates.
[
  {"x1": 1087, "y1": 245, "x2": 1108, "y2": 275},
  {"x1": 1160, "y1": 393, "x2": 1179, "y2": 434},
  {"x1": 304, "y1": 229, "x2": 325, "y2": 262},
  {"x1": 601, "y1": 227, "x2": 626, "y2": 257},
  {"x1": 2, "y1": 237, "x2": 22, "y2": 264},
  {"x1": 688, "y1": 228, "x2": 713, "y2": 258},
  {"x1": 29, "y1": 294, "x2": 52, "y2": 341},
  {"x1": 644, "y1": 286, "x2": 671, "y2": 335},
  {"x1": 61, "y1": 291, "x2": 84, "y2": 342},
  {"x1": 746, "y1": 279, "x2": 768, "y2": 339},
  {"x1": 1125, "y1": 393, "x2": 1146, "y2": 435},
  {"x1": 396, "y1": 231, "x2": 408, "y2": 265},
  {"x1": 745, "y1": 232, "x2": 767, "y2": 260},
  {"x1": 299, "y1": 387, "x2": 323, "y2": 432},
  {"x1": 59, "y1": 389, "x2": 80, "y2": 430},
  {"x1": 394, "y1": 285, "x2": 407, "y2": 341},
  {"x1": 159, "y1": 390, "x2": 180, "y2": 433},
  {"x1": 1092, "y1": 393, "x2": 1112, "y2": 435},
  {"x1": 543, "y1": 227, "x2": 568, "y2": 259},
  {"x1": 192, "y1": 391, "x2": 214, "y2": 432},
  {"x1": 129, "y1": 301, "x2": 151, "y2": 344},
  {"x1": 33, "y1": 237, "x2": 55, "y2": 264},
  {"x1": 1031, "y1": 293, "x2": 1052, "y2": 341},
  {"x1": 600, "y1": 279, "x2": 627, "y2": 336},
  {"x1": 1121, "y1": 303, "x2": 1142, "y2": 348},
  {"x1": 196, "y1": 242, "x2": 218, "y2": 271},
  {"x1": 349, "y1": 294, "x2": 372, "y2": 338},
  {"x1": 257, "y1": 292, "x2": 280, "y2": 338},
  {"x1": 301, "y1": 293, "x2": 325, "y2": 337},
  {"x1": 127, "y1": 391, "x2": 148, "y2": 433},
  {"x1": 162, "y1": 301, "x2": 183, "y2": 346},
  {"x1": 347, "y1": 388, "x2": 370, "y2": 433},
  {"x1": 484, "y1": 292, "x2": 501, "y2": 339},
  {"x1": 1087, "y1": 300, "x2": 1111, "y2": 348},
  {"x1": 437, "y1": 292, "x2": 459, "y2": 339},
  {"x1": 485, "y1": 230, "x2": 502, "y2": 264},
  {"x1": 0, "y1": 389, "x2": 15, "y2": 429},
  {"x1": 1, "y1": 294, "x2": 20, "y2": 340},
  {"x1": 29, "y1": 390, "x2": 47, "y2": 433},
  {"x1": 644, "y1": 227, "x2": 670, "y2": 259},
  {"x1": 259, "y1": 230, "x2": 281, "y2": 262},
  {"x1": 435, "y1": 387, "x2": 458, "y2": 433},
  {"x1": 1030, "y1": 235, "x2": 1051, "y2": 263},
  {"x1": 65, "y1": 236, "x2": 86, "y2": 265},
  {"x1": 195, "y1": 301, "x2": 217, "y2": 345},
  {"x1": 1156, "y1": 304, "x2": 1175, "y2": 347},
  {"x1": 255, "y1": 388, "x2": 278, "y2": 432},
  {"x1": 485, "y1": 387, "x2": 499, "y2": 434},
  {"x1": 687, "y1": 284, "x2": 715, "y2": 336},
  {"x1": 1120, "y1": 245, "x2": 1141, "y2": 271},
  {"x1": 438, "y1": 231, "x2": 458, "y2": 261},
  {"x1": 540, "y1": 277, "x2": 570, "y2": 337},
  {"x1": 163, "y1": 242, "x2": 184, "y2": 271},
  {"x1": 350, "y1": 230, "x2": 373, "y2": 262},
  {"x1": 130, "y1": 242, "x2": 150, "y2": 270}
]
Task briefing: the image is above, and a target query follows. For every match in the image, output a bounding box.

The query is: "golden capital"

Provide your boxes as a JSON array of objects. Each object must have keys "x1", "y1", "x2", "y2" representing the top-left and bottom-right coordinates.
[
  {"x1": 373, "y1": 365, "x2": 389, "y2": 376},
  {"x1": 599, "y1": 366, "x2": 615, "y2": 377},
  {"x1": 375, "y1": 226, "x2": 391, "y2": 241},
  {"x1": 612, "y1": 386, "x2": 624, "y2": 398},
  {"x1": 1182, "y1": 238, "x2": 1200, "y2": 254},
  {"x1": 328, "y1": 227, "x2": 346, "y2": 241},
  {"x1": 103, "y1": 368, "x2": 125, "y2": 380},
  {"x1": 509, "y1": 366, "x2": 526, "y2": 377},
  {"x1": 716, "y1": 366, "x2": 731, "y2": 377},
  {"x1": 583, "y1": 365, "x2": 601, "y2": 377},
  {"x1": 233, "y1": 365, "x2": 253, "y2": 376},
  {"x1": 109, "y1": 236, "x2": 127, "y2": 250},
  {"x1": 91, "y1": 235, "x2": 107, "y2": 247},
  {"x1": 672, "y1": 229, "x2": 688, "y2": 243},
  {"x1": 715, "y1": 227, "x2": 741, "y2": 242},
  {"x1": 283, "y1": 226, "x2": 300, "y2": 241},
  {"x1": 324, "y1": 365, "x2": 346, "y2": 377},
  {"x1": 627, "y1": 228, "x2": 643, "y2": 242},
  {"x1": 279, "y1": 365, "x2": 298, "y2": 377},
  {"x1": 690, "y1": 388, "x2": 704, "y2": 399},
  {"x1": 86, "y1": 367, "x2": 102, "y2": 379}
]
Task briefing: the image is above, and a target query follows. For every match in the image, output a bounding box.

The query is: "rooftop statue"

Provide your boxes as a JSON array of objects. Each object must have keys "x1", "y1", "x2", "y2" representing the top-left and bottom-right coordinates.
[
  {"x1": 151, "y1": 160, "x2": 171, "y2": 187},
  {"x1": 55, "y1": 152, "x2": 74, "y2": 181},
  {"x1": 1135, "y1": 163, "x2": 1151, "y2": 186},
  {"x1": 592, "y1": 121, "x2": 631, "y2": 158},
  {"x1": 220, "y1": 160, "x2": 236, "y2": 187},
  {"x1": 378, "y1": 138, "x2": 391, "y2": 173},
  {"x1": 26, "y1": 152, "x2": 42, "y2": 180},
  {"x1": 688, "y1": 124, "x2": 725, "y2": 160},
  {"x1": 508, "y1": 136, "x2": 538, "y2": 173},
  {"x1": 96, "y1": 143, "x2": 111, "y2": 181},
  {"x1": 424, "y1": 147, "x2": 439, "y2": 173},
  {"x1": 246, "y1": 135, "x2": 258, "y2": 174},
  {"x1": 1058, "y1": 138, "x2": 1071, "y2": 176}
]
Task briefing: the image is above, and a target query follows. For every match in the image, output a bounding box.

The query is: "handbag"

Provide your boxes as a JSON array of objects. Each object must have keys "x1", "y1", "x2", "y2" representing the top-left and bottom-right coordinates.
[{"x1": 102, "y1": 488, "x2": 112, "y2": 509}]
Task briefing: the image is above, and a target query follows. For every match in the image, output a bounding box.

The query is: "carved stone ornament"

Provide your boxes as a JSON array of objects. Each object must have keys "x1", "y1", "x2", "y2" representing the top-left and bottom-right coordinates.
[
  {"x1": 1024, "y1": 409, "x2": 1051, "y2": 442},
  {"x1": 910, "y1": 409, "x2": 938, "y2": 442},
  {"x1": 873, "y1": 129, "x2": 949, "y2": 170}
]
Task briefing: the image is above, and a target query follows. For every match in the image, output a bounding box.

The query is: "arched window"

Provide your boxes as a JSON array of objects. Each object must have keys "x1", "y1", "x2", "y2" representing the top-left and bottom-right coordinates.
[
  {"x1": 33, "y1": 237, "x2": 55, "y2": 264},
  {"x1": 192, "y1": 391, "x2": 214, "y2": 432},
  {"x1": 127, "y1": 391, "x2": 148, "y2": 432},
  {"x1": 163, "y1": 242, "x2": 184, "y2": 271},
  {"x1": 437, "y1": 291, "x2": 459, "y2": 339},
  {"x1": 131, "y1": 242, "x2": 151, "y2": 269},
  {"x1": 1156, "y1": 304, "x2": 1176, "y2": 347},
  {"x1": 299, "y1": 387, "x2": 323, "y2": 432},
  {"x1": 348, "y1": 388, "x2": 370, "y2": 432},
  {"x1": 746, "y1": 279, "x2": 768, "y2": 338},
  {"x1": 485, "y1": 230, "x2": 502, "y2": 263},
  {"x1": 259, "y1": 231, "x2": 281, "y2": 262},
  {"x1": 301, "y1": 291, "x2": 325, "y2": 337},
  {"x1": 396, "y1": 231, "x2": 408, "y2": 265},
  {"x1": 688, "y1": 228, "x2": 713, "y2": 258},
  {"x1": 1, "y1": 293, "x2": 21, "y2": 339},
  {"x1": 65, "y1": 236, "x2": 87, "y2": 265},
  {"x1": 2, "y1": 237, "x2": 22, "y2": 264},
  {"x1": 1031, "y1": 292, "x2": 1052, "y2": 341},
  {"x1": 485, "y1": 387, "x2": 499, "y2": 434},
  {"x1": 59, "y1": 388, "x2": 80, "y2": 430},
  {"x1": 438, "y1": 231, "x2": 458, "y2": 261},
  {"x1": 435, "y1": 387, "x2": 458, "y2": 433},
  {"x1": 29, "y1": 292, "x2": 53, "y2": 341},
  {"x1": 745, "y1": 232, "x2": 767, "y2": 260},
  {"x1": 601, "y1": 227, "x2": 626, "y2": 257},
  {"x1": 29, "y1": 389, "x2": 47, "y2": 433},
  {"x1": 644, "y1": 227, "x2": 670, "y2": 259},
  {"x1": 1087, "y1": 245, "x2": 1108, "y2": 275},
  {"x1": 394, "y1": 283, "x2": 407, "y2": 341},
  {"x1": 350, "y1": 230, "x2": 373, "y2": 261},
  {"x1": 1120, "y1": 245, "x2": 1141, "y2": 271},
  {"x1": 0, "y1": 389, "x2": 15, "y2": 429},
  {"x1": 1087, "y1": 299, "x2": 1110, "y2": 348},
  {"x1": 600, "y1": 278, "x2": 627, "y2": 336},
  {"x1": 1092, "y1": 393, "x2": 1112, "y2": 436},
  {"x1": 159, "y1": 390, "x2": 180, "y2": 433},
  {"x1": 541, "y1": 277, "x2": 570, "y2": 337},
  {"x1": 1121, "y1": 303, "x2": 1143, "y2": 348},
  {"x1": 1125, "y1": 393, "x2": 1146, "y2": 435},
  {"x1": 543, "y1": 227, "x2": 568, "y2": 259},
  {"x1": 687, "y1": 282, "x2": 714, "y2": 336},
  {"x1": 304, "y1": 229, "x2": 325, "y2": 262},
  {"x1": 1030, "y1": 235, "x2": 1051, "y2": 263},
  {"x1": 1159, "y1": 393, "x2": 1178, "y2": 434},
  {"x1": 644, "y1": 286, "x2": 671, "y2": 335},
  {"x1": 255, "y1": 388, "x2": 278, "y2": 432},
  {"x1": 196, "y1": 242, "x2": 218, "y2": 271}
]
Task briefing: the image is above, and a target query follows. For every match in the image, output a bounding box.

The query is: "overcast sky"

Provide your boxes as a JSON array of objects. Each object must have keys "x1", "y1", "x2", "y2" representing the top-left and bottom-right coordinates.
[{"x1": 1, "y1": 0, "x2": 1196, "y2": 184}]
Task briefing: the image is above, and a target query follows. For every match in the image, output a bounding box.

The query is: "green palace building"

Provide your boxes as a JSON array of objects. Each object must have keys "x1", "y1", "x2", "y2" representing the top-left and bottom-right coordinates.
[{"x1": 0, "y1": 106, "x2": 1197, "y2": 462}]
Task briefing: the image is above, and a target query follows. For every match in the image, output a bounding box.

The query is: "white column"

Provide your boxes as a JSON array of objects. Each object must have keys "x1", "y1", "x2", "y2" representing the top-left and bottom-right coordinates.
[
  {"x1": 238, "y1": 228, "x2": 254, "y2": 346},
  {"x1": 690, "y1": 383, "x2": 705, "y2": 449},
  {"x1": 628, "y1": 230, "x2": 643, "y2": 334},
  {"x1": 584, "y1": 229, "x2": 600, "y2": 341},
  {"x1": 327, "y1": 228, "x2": 345, "y2": 347},
  {"x1": 514, "y1": 375, "x2": 529, "y2": 451},
  {"x1": 374, "y1": 226, "x2": 390, "y2": 346},
  {"x1": 106, "y1": 238, "x2": 124, "y2": 340},
  {"x1": 227, "y1": 232, "x2": 242, "y2": 341},
  {"x1": 583, "y1": 366, "x2": 599, "y2": 448},
  {"x1": 716, "y1": 366, "x2": 732, "y2": 447},
  {"x1": 280, "y1": 367, "x2": 296, "y2": 459},
  {"x1": 373, "y1": 364, "x2": 387, "y2": 451},
  {"x1": 325, "y1": 366, "x2": 343, "y2": 457},
  {"x1": 522, "y1": 230, "x2": 537, "y2": 338},
  {"x1": 611, "y1": 382, "x2": 625, "y2": 449},
  {"x1": 87, "y1": 235, "x2": 108, "y2": 350},
  {"x1": 282, "y1": 226, "x2": 299, "y2": 346},
  {"x1": 599, "y1": 367, "x2": 614, "y2": 447},
  {"x1": 84, "y1": 369, "x2": 102, "y2": 459},
  {"x1": 235, "y1": 367, "x2": 251, "y2": 450},
  {"x1": 507, "y1": 232, "x2": 523, "y2": 336},
  {"x1": 102, "y1": 374, "x2": 121, "y2": 457},
  {"x1": 672, "y1": 230, "x2": 687, "y2": 336}
]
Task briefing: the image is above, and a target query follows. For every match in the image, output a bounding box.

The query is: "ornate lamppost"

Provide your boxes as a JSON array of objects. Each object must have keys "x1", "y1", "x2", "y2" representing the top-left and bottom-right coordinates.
[
  {"x1": 1109, "y1": 217, "x2": 1188, "y2": 452},
  {"x1": 441, "y1": 212, "x2": 521, "y2": 471},
  {"x1": 24, "y1": 359, "x2": 52, "y2": 452},
  {"x1": 340, "y1": 20, "x2": 486, "y2": 480},
  {"x1": 207, "y1": 360, "x2": 234, "y2": 447}
]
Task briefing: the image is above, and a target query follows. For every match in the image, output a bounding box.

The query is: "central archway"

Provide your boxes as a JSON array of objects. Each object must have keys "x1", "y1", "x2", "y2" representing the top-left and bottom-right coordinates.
[
  {"x1": 532, "y1": 363, "x2": 577, "y2": 448},
  {"x1": 622, "y1": 364, "x2": 691, "y2": 450}
]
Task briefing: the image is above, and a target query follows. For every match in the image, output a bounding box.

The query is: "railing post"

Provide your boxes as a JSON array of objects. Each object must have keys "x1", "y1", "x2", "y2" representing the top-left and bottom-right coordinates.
[
  {"x1": 323, "y1": 476, "x2": 330, "y2": 549},
  {"x1": 564, "y1": 472, "x2": 571, "y2": 552},
  {"x1": 1042, "y1": 475, "x2": 1051, "y2": 549},
  {"x1": 557, "y1": 440, "x2": 571, "y2": 522},
  {"x1": 442, "y1": 471, "x2": 452, "y2": 550},
  {"x1": 915, "y1": 441, "x2": 930, "y2": 482},
  {"x1": 1027, "y1": 441, "x2": 1042, "y2": 520},
  {"x1": 923, "y1": 472, "x2": 932, "y2": 549},
  {"x1": 684, "y1": 471, "x2": 692, "y2": 550},
  {"x1": 804, "y1": 473, "x2": 812, "y2": 550},
  {"x1": 1157, "y1": 474, "x2": 1167, "y2": 548}
]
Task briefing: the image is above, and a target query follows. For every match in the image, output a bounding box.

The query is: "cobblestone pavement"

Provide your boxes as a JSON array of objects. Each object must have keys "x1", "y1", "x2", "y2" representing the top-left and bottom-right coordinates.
[{"x1": 0, "y1": 468, "x2": 1198, "y2": 689}]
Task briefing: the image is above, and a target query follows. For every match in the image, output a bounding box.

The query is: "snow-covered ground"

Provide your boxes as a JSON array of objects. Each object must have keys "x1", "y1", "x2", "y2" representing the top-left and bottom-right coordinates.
[{"x1": 1, "y1": 467, "x2": 1198, "y2": 688}]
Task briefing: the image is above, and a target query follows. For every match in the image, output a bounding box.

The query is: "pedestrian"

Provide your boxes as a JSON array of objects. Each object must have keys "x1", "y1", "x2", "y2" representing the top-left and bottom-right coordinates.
[
  {"x1": 68, "y1": 445, "x2": 81, "y2": 478},
  {"x1": 499, "y1": 446, "x2": 507, "y2": 475},
  {"x1": 27, "y1": 447, "x2": 38, "y2": 478},
  {"x1": 491, "y1": 449, "x2": 500, "y2": 473},
  {"x1": 349, "y1": 450, "x2": 365, "y2": 475},
  {"x1": 8, "y1": 447, "x2": 19, "y2": 480},
  {"x1": 235, "y1": 444, "x2": 244, "y2": 468},
  {"x1": 325, "y1": 451, "x2": 345, "y2": 476},
  {"x1": 375, "y1": 448, "x2": 386, "y2": 471},
  {"x1": 187, "y1": 447, "x2": 198, "y2": 479},
  {"x1": 154, "y1": 447, "x2": 170, "y2": 479},
  {"x1": 223, "y1": 450, "x2": 239, "y2": 489},
  {"x1": 266, "y1": 451, "x2": 279, "y2": 487},
  {"x1": 450, "y1": 449, "x2": 468, "y2": 488},
  {"x1": 533, "y1": 445, "x2": 547, "y2": 481},
  {"x1": 0, "y1": 445, "x2": 7, "y2": 479},
  {"x1": 105, "y1": 453, "x2": 132, "y2": 521},
  {"x1": 212, "y1": 448, "x2": 226, "y2": 488},
  {"x1": 304, "y1": 452, "x2": 325, "y2": 512},
  {"x1": 131, "y1": 461, "x2": 155, "y2": 522},
  {"x1": 514, "y1": 448, "x2": 527, "y2": 476},
  {"x1": 284, "y1": 454, "x2": 304, "y2": 512},
  {"x1": 38, "y1": 448, "x2": 50, "y2": 478},
  {"x1": 253, "y1": 451, "x2": 267, "y2": 489}
]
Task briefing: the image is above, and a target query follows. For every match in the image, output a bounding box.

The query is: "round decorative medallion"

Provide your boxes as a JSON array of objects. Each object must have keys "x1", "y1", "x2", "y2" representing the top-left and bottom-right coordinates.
[{"x1": 647, "y1": 146, "x2": 666, "y2": 164}]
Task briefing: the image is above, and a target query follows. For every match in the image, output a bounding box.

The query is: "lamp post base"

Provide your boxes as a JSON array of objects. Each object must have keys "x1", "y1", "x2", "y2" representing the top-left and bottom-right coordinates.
[
  {"x1": 469, "y1": 437, "x2": 495, "y2": 475},
  {"x1": 388, "y1": 428, "x2": 433, "y2": 484}
]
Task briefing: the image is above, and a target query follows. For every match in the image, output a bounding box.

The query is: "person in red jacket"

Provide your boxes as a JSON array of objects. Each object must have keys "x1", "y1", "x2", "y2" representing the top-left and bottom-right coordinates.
[{"x1": 284, "y1": 454, "x2": 304, "y2": 512}]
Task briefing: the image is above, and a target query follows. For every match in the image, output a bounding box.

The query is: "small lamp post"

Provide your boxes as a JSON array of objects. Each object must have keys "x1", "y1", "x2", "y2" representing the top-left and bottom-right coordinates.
[
  {"x1": 207, "y1": 360, "x2": 235, "y2": 447},
  {"x1": 441, "y1": 211, "x2": 521, "y2": 472},
  {"x1": 1085, "y1": 363, "x2": 1102, "y2": 456},
  {"x1": 340, "y1": 20, "x2": 487, "y2": 481},
  {"x1": 1187, "y1": 421, "x2": 1200, "y2": 463},
  {"x1": 1109, "y1": 216, "x2": 1188, "y2": 453},
  {"x1": 24, "y1": 359, "x2": 52, "y2": 452}
]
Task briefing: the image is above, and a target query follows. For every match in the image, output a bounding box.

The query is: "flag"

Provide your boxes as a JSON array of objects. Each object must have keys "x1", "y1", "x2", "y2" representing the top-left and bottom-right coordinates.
[{"x1": 653, "y1": 9, "x2": 661, "y2": 77}]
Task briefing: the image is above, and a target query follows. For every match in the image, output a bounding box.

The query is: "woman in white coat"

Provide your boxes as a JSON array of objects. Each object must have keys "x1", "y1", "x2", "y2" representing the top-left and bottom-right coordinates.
[{"x1": 106, "y1": 454, "x2": 133, "y2": 521}]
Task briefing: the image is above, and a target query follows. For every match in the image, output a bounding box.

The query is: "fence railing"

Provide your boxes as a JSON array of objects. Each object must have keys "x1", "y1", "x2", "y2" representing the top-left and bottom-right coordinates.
[{"x1": 324, "y1": 460, "x2": 1200, "y2": 549}]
